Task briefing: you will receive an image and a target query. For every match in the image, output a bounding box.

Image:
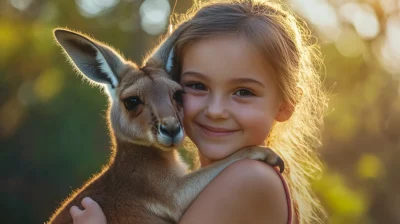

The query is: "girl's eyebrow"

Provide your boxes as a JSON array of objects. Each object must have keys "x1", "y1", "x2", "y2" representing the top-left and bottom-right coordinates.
[
  {"x1": 230, "y1": 78, "x2": 265, "y2": 88},
  {"x1": 182, "y1": 71, "x2": 265, "y2": 88},
  {"x1": 181, "y1": 70, "x2": 210, "y2": 81}
]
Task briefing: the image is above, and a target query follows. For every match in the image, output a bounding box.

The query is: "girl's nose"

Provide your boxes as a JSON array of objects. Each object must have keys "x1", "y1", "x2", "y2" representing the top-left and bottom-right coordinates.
[{"x1": 204, "y1": 95, "x2": 229, "y2": 120}]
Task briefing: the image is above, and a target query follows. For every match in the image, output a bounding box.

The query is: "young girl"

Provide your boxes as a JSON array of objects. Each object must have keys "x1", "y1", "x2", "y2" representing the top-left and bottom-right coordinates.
[{"x1": 70, "y1": 0, "x2": 327, "y2": 223}]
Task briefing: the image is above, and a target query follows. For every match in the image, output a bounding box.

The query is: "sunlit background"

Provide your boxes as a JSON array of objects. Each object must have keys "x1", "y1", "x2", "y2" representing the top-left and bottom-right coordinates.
[{"x1": 0, "y1": 0, "x2": 399, "y2": 223}]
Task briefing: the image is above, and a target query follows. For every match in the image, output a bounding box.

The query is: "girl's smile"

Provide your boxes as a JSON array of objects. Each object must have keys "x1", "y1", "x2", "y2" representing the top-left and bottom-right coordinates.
[{"x1": 195, "y1": 123, "x2": 240, "y2": 138}]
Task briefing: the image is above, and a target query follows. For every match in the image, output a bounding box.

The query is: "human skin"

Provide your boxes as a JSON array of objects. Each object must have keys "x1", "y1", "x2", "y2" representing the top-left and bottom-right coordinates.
[
  {"x1": 70, "y1": 197, "x2": 106, "y2": 224},
  {"x1": 178, "y1": 35, "x2": 291, "y2": 224},
  {"x1": 71, "y1": 35, "x2": 292, "y2": 224}
]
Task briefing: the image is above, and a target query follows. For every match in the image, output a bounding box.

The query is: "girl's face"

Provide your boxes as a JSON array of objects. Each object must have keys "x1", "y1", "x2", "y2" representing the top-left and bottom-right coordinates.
[{"x1": 180, "y1": 35, "x2": 290, "y2": 166}]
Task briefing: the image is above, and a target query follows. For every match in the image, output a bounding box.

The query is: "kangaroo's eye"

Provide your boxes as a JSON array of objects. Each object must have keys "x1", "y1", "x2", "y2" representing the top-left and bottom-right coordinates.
[
  {"x1": 173, "y1": 90, "x2": 185, "y2": 105},
  {"x1": 123, "y1": 96, "x2": 142, "y2": 110}
]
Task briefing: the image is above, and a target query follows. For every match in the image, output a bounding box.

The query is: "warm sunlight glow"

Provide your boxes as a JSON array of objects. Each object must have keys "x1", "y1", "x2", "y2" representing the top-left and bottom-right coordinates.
[
  {"x1": 353, "y1": 4, "x2": 380, "y2": 39},
  {"x1": 379, "y1": 0, "x2": 398, "y2": 15},
  {"x1": 335, "y1": 27, "x2": 365, "y2": 58},
  {"x1": 339, "y1": 2, "x2": 380, "y2": 40},
  {"x1": 289, "y1": 0, "x2": 341, "y2": 41},
  {"x1": 374, "y1": 15, "x2": 400, "y2": 76}
]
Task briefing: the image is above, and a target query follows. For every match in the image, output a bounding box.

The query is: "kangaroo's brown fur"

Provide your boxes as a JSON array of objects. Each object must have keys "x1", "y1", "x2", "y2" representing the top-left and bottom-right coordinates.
[{"x1": 48, "y1": 27, "x2": 284, "y2": 224}]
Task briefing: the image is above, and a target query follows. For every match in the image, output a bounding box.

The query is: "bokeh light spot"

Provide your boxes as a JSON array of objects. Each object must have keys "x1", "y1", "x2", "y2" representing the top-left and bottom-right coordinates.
[
  {"x1": 0, "y1": 97, "x2": 25, "y2": 139},
  {"x1": 373, "y1": 15, "x2": 400, "y2": 77},
  {"x1": 379, "y1": 0, "x2": 398, "y2": 15},
  {"x1": 0, "y1": 21, "x2": 23, "y2": 66},
  {"x1": 357, "y1": 154, "x2": 383, "y2": 179},
  {"x1": 140, "y1": 0, "x2": 170, "y2": 35},
  {"x1": 353, "y1": 4, "x2": 380, "y2": 39},
  {"x1": 290, "y1": 0, "x2": 341, "y2": 41},
  {"x1": 75, "y1": 0, "x2": 120, "y2": 18},
  {"x1": 313, "y1": 171, "x2": 367, "y2": 219},
  {"x1": 9, "y1": 0, "x2": 33, "y2": 11},
  {"x1": 33, "y1": 68, "x2": 64, "y2": 102},
  {"x1": 335, "y1": 27, "x2": 365, "y2": 58}
]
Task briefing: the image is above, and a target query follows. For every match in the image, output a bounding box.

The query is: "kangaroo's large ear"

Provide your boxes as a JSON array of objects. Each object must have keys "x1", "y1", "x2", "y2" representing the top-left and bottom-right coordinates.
[
  {"x1": 145, "y1": 23, "x2": 188, "y2": 73},
  {"x1": 53, "y1": 28, "x2": 126, "y2": 89}
]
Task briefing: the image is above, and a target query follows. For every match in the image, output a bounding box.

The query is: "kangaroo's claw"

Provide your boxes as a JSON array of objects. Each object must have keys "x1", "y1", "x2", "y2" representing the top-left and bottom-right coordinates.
[
  {"x1": 245, "y1": 146, "x2": 285, "y2": 173},
  {"x1": 265, "y1": 148, "x2": 284, "y2": 173},
  {"x1": 275, "y1": 156, "x2": 285, "y2": 173}
]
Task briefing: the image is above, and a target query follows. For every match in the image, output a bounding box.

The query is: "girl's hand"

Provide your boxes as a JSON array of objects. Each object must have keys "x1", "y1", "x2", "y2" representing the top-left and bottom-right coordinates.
[{"x1": 70, "y1": 197, "x2": 107, "y2": 224}]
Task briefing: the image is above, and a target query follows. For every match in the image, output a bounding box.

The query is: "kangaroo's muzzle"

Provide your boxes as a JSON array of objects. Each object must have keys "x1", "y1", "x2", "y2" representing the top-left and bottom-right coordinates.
[{"x1": 158, "y1": 117, "x2": 184, "y2": 146}]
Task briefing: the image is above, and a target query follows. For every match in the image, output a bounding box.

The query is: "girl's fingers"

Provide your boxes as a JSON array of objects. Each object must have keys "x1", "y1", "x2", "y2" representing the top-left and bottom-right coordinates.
[{"x1": 70, "y1": 205, "x2": 83, "y2": 218}]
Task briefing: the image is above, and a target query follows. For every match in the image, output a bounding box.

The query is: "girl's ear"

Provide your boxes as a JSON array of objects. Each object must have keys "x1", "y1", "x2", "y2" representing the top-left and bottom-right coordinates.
[
  {"x1": 276, "y1": 87, "x2": 303, "y2": 122},
  {"x1": 275, "y1": 103, "x2": 294, "y2": 122}
]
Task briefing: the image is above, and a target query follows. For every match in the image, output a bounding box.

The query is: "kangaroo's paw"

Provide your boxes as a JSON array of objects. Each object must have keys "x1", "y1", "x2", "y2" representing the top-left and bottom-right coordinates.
[{"x1": 246, "y1": 146, "x2": 285, "y2": 173}]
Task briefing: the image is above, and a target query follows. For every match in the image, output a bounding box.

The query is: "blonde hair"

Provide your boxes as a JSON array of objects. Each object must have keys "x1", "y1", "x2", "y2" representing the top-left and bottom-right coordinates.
[{"x1": 171, "y1": 0, "x2": 328, "y2": 223}]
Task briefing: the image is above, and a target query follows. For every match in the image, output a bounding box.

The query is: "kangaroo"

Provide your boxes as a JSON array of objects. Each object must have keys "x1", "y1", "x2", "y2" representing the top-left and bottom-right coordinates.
[{"x1": 48, "y1": 28, "x2": 284, "y2": 224}]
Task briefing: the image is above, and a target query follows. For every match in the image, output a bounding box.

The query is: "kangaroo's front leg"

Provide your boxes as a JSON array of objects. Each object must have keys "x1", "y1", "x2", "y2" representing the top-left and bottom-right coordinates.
[{"x1": 175, "y1": 146, "x2": 284, "y2": 217}]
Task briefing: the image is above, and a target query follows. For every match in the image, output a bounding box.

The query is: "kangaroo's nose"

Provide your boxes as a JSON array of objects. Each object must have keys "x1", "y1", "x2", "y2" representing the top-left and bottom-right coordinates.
[{"x1": 160, "y1": 118, "x2": 181, "y2": 138}]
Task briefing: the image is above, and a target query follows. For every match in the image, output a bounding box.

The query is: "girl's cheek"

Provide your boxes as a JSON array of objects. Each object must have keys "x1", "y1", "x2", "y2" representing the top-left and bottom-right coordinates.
[
  {"x1": 183, "y1": 94, "x2": 197, "y2": 117},
  {"x1": 183, "y1": 94, "x2": 207, "y2": 119}
]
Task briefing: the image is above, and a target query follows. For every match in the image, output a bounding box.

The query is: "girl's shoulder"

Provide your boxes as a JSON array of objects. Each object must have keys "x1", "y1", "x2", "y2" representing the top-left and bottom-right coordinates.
[
  {"x1": 180, "y1": 159, "x2": 291, "y2": 224},
  {"x1": 221, "y1": 159, "x2": 291, "y2": 223}
]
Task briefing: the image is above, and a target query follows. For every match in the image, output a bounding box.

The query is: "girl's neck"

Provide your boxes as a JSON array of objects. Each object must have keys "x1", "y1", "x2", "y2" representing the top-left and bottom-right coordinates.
[{"x1": 199, "y1": 154, "x2": 215, "y2": 167}]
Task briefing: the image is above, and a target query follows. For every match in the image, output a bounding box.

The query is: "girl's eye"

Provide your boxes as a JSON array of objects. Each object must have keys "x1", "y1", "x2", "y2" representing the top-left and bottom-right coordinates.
[
  {"x1": 185, "y1": 83, "x2": 207, "y2": 91},
  {"x1": 234, "y1": 89, "x2": 255, "y2": 97}
]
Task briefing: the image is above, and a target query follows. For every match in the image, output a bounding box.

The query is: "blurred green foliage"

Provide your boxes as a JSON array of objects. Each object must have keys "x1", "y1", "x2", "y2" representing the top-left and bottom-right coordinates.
[{"x1": 0, "y1": 0, "x2": 399, "y2": 223}]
